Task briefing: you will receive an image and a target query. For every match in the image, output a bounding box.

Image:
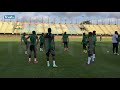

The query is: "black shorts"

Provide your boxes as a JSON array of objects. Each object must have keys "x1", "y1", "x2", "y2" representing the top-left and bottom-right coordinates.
[
  {"x1": 40, "y1": 42, "x2": 44, "y2": 48},
  {"x1": 25, "y1": 42, "x2": 27, "y2": 45},
  {"x1": 30, "y1": 45, "x2": 36, "y2": 52},
  {"x1": 83, "y1": 44, "x2": 87, "y2": 49},
  {"x1": 46, "y1": 49, "x2": 55, "y2": 57},
  {"x1": 63, "y1": 42, "x2": 68, "y2": 48}
]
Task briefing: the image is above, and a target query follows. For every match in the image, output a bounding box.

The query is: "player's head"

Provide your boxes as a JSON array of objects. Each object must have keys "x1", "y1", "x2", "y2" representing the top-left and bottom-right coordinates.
[
  {"x1": 64, "y1": 32, "x2": 66, "y2": 34},
  {"x1": 23, "y1": 32, "x2": 26, "y2": 36},
  {"x1": 83, "y1": 33, "x2": 85, "y2": 35},
  {"x1": 32, "y1": 31, "x2": 36, "y2": 35},
  {"x1": 88, "y1": 32, "x2": 93, "y2": 37},
  {"x1": 115, "y1": 31, "x2": 118, "y2": 35},
  {"x1": 42, "y1": 33, "x2": 44, "y2": 36},
  {"x1": 93, "y1": 31, "x2": 96, "y2": 35},
  {"x1": 48, "y1": 28, "x2": 51, "y2": 33}
]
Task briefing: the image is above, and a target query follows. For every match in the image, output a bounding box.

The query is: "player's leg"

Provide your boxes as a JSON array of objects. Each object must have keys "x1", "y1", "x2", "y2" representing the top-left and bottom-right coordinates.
[
  {"x1": 64, "y1": 42, "x2": 66, "y2": 51},
  {"x1": 40, "y1": 42, "x2": 42, "y2": 51},
  {"x1": 85, "y1": 44, "x2": 87, "y2": 53},
  {"x1": 66, "y1": 42, "x2": 68, "y2": 51},
  {"x1": 93, "y1": 47, "x2": 95, "y2": 58},
  {"x1": 87, "y1": 50, "x2": 92, "y2": 65},
  {"x1": 25, "y1": 42, "x2": 29, "y2": 54},
  {"x1": 51, "y1": 49, "x2": 57, "y2": 67},
  {"x1": 33, "y1": 45, "x2": 38, "y2": 64},
  {"x1": 113, "y1": 43, "x2": 116, "y2": 54},
  {"x1": 46, "y1": 49, "x2": 50, "y2": 67},
  {"x1": 116, "y1": 43, "x2": 119, "y2": 55},
  {"x1": 41, "y1": 43, "x2": 44, "y2": 51},
  {"x1": 28, "y1": 45, "x2": 32, "y2": 63},
  {"x1": 91, "y1": 50, "x2": 94, "y2": 62},
  {"x1": 83, "y1": 44, "x2": 85, "y2": 53},
  {"x1": 24, "y1": 42, "x2": 27, "y2": 54}
]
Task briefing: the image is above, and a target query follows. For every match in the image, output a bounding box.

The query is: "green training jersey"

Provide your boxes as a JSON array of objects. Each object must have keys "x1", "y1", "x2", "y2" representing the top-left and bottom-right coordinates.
[
  {"x1": 87, "y1": 37, "x2": 94, "y2": 54},
  {"x1": 29, "y1": 34, "x2": 38, "y2": 45},
  {"x1": 45, "y1": 33, "x2": 55, "y2": 49},
  {"x1": 39, "y1": 35, "x2": 45, "y2": 43},
  {"x1": 117, "y1": 37, "x2": 120, "y2": 42},
  {"x1": 21, "y1": 35, "x2": 27, "y2": 43},
  {"x1": 93, "y1": 35, "x2": 97, "y2": 47},
  {"x1": 62, "y1": 34, "x2": 68, "y2": 42},
  {"x1": 82, "y1": 35, "x2": 87, "y2": 45}
]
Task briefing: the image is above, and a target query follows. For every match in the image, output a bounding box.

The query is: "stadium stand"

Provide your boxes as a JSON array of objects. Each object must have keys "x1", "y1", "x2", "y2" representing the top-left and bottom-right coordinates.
[
  {"x1": 36, "y1": 23, "x2": 44, "y2": 34},
  {"x1": 44, "y1": 23, "x2": 50, "y2": 33},
  {"x1": 72, "y1": 24, "x2": 83, "y2": 34},
  {"x1": 110, "y1": 25, "x2": 120, "y2": 33},
  {"x1": 1, "y1": 20, "x2": 120, "y2": 35},
  {"x1": 5, "y1": 22, "x2": 14, "y2": 34},
  {"x1": 83, "y1": 25, "x2": 93, "y2": 32},
  {"x1": 61, "y1": 24, "x2": 71, "y2": 34},
  {"x1": 0, "y1": 22, "x2": 8, "y2": 33},
  {"x1": 49, "y1": 24, "x2": 58, "y2": 34},
  {"x1": 55, "y1": 24, "x2": 63, "y2": 34},
  {"x1": 66, "y1": 24, "x2": 76, "y2": 34},
  {"x1": 93, "y1": 25, "x2": 104, "y2": 34},
  {"x1": 99, "y1": 25, "x2": 111, "y2": 35},
  {"x1": 105, "y1": 25, "x2": 115, "y2": 34}
]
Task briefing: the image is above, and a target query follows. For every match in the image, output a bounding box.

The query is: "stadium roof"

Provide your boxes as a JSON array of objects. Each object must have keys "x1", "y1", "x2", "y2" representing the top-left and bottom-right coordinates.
[{"x1": 0, "y1": 12, "x2": 120, "y2": 24}]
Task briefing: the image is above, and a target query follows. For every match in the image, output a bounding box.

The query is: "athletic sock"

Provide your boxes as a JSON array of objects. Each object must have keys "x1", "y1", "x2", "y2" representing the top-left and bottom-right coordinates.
[
  {"x1": 93, "y1": 54, "x2": 95, "y2": 58},
  {"x1": 91, "y1": 56, "x2": 94, "y2": 62},
  {"x1": 87, "y1": 57, "x2": 91, "y2": 64},
  {"x1": 29, "y1": 58, "x2": 31, "y2": 62},
  {"x1": 34, "y1": 58, "x2": 37, "y2": 61},
  {"x1": 47, "y1": 61, "x2": 50, "y2": 67}
]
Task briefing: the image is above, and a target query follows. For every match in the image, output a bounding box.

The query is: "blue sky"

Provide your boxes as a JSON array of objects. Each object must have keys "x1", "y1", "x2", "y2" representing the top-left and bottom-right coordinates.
[{"x1": 0, "y1": 12, "x2": 120, "y2": 24}]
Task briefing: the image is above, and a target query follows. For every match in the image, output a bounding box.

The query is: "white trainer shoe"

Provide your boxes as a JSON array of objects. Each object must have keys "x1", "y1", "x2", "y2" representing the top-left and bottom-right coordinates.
[{"x1": 53, "y1": 65, "x2": 58, "y2": 67}]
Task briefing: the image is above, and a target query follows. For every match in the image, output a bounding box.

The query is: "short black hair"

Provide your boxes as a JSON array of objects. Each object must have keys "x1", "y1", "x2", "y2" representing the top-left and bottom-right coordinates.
[
  {"x1": 32, "y1": 31, "x2": 36, "y2": 34},
  {"x1": 88, "y1": 32, "x2": 93, "y2": 37},
  {"x1": 23, "y1": 32, "x2": 26, "y2": 35},
  {"x1": 115, "y1": 31, "x2": 118, "y2": 34},
  {"x1": 93, "y1": 31, "x2": 96, "y2": 35},
  {"x1": 64, "y1": 32, "x2": 66, "y2": 34},
  {"x1": 48, "y1": 28, "x2": 51, "y2": 33},
  {"x1": 83, "y1": 33, "x2": 85, "y2": 35}
]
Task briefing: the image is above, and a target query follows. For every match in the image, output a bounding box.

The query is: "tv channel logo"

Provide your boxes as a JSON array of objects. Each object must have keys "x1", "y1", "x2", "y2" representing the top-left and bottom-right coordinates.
[{"x1": 4, "y1": 15, "x2": 15, "y2": 19}]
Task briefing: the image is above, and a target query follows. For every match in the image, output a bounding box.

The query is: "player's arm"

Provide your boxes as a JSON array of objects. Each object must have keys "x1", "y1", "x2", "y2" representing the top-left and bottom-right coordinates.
[
  {"x1": 36, "y1": 36, "x2": 39, "y2": 45},
  {"x1": 26, "y1": 35, "x2": 30, "y2": 39},
  {"x1": 81, "y1": 37, "x2": 83, "y2": 44},
  {"x1": 43, "y1": 34, "x2": 46, "y2": 50},
  {"x1": 21, "y1": 37, "x2": 23, "y2": 45},
  {"x1": 61, "y1": 35, "x2": 63, "y2": 42},
  {"x1": 53, "y1": 35, "x2": 55, "y2": 49},
  {"x1": 96, "y1": 36, "x2": 97, "y2": 42},
  {"x1": 68, "y1": 37, "x2": 69, "y2": 43}
]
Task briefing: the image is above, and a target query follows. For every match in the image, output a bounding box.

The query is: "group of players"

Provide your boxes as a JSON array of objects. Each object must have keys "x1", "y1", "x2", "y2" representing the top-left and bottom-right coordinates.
[
  {"x1": 21, "y1": 28, "x2": 70, "y2": 67},
  {"x1": 81, "y1": 31, "x2": 97, "y2": 65},
  {"x1": 21, "y1": 27, "x2": 120, "y2": 66},
  {"x1": 21, "y1": 27, "x2": 97, "y2": 66}
]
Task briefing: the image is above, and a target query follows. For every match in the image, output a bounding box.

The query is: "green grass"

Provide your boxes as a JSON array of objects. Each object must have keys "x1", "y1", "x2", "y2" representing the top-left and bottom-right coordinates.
[{"x1": 0, "y1": 36, "x2": 120, "y2": 78}]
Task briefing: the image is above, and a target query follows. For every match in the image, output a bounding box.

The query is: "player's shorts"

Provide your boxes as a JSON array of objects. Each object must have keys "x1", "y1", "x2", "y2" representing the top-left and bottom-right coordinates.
[
  {"x1": 30, "y1": 45, "x2": 37, "y2": 52},
  {"x1": 88, "y1": 48, "x2": 93, "y2": 57},
  {"x1": 46, "y1": 48, "x2": 55, "y2": 57},
  {"x1": 40, "y1": 42, "x2": 44, "y2": 48},
  {"x1": 63, "y1": 41, "x2": 68, "y2": 48},
  {"x1": 83, "y1": 44, "x2": 87, "y2": 49},
  {"x1": 25, "y1": 41, "x2": 30, "y2": 46},
  {"x1": 24, "y1": 42, "x2": 27, "y2": 45}
]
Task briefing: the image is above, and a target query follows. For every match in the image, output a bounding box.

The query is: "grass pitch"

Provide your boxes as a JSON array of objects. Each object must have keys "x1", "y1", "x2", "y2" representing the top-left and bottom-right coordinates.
[{"x1": 0, "y1": 36, "x2": 120, "y2": 78}]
